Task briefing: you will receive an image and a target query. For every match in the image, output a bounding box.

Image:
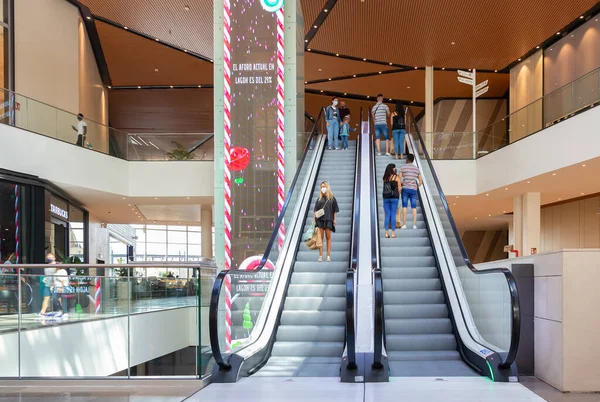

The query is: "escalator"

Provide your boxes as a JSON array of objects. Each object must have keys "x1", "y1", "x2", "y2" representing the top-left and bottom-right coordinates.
[
  {"x1": 210, "y1": 110, "x2": 360, "y2": 381},
  {"x1": 371, "y1": 109, "x2": 520, "y2": 381}
]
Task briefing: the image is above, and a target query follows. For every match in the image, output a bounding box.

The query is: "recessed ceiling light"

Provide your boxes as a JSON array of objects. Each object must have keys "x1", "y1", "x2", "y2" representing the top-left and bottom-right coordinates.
[
  {"x1": 308, "y1": 48, "x2": 311, "y2": 51},
  {"x1": 407, "y1": 86, "x2": 411, "y2": 89},
  {"x1": 518, "y1": 58, "x2": 522, "y2": 61},
  {"x1": 344, "y1": 93, "x2": 347, "y2": 95},
  {"x1": 318, "y1": 68, "x2": 322, "y2": 71},
  {"x1": 184, "y1": 5, "x2": 190, "y2": 11},
  {"x1": 581, "y1": 192, "x2": 585, "y2": 195},
  {"x1": 155, "y1": 68, "x2": 159, "y2": 72},
  {"x1": 155, "y1": 38, "x2": 159, "y2": 42},
  {"x1": 451, "y1": 41, "x2": 456, "y2": 45},
  {"x1": 456, "y1": 196, "x2": 459, "y2": 199},
  {"x1": 556, "y1": 32, "x2": 560, "y2": 35},
  {"x1": 210, "y1": 59, "x2": 213, "y2": 62},
  {"x1": 550, "y1": 49, "x2": 553, "y2": 51},
  {"x1": 488, "y1": 214, "x2": 492, "y2": 217},
  {"x1": 108, "y1": 86, "x2": 112, "y2": 89},
  {"x1": 389, "y1": 63, "x2": 393, "y2": 65},
  {"x1": 367, "y1": 96, "x2": 370, "y2": 98},
  {"x1": 414, "y1": 66, "x2": 418, "y2": 69},
  {"x1": 494, "y1": 70, "x2": 498, "y2": 73},
  {"x1": 198, "y1": 85, "x2": 202, "y2": 87},
  {"x1": 468, "y1": 68, "x2": 472, "y2": 71},
  {"x1": 154, "y1": 197, "x2": 158, "y2": 200},
  {"x1": 187, "y1": 197, "x2": 190, "y2": 200},
  {"x1": 353, "y1": 74, "x2": 357, "y2": 77},
  {"x1": 320, "y1": 90, "x2": 324, "y2": 93},
  {"x1": 328, "y1": 78, "x2": 331, "y2": 80},
  {"x1": 527, "y1": 181, "x2": 530, "y2": 184},
  {"x1": 486, "y1": 193, "x2": 489, "y2": 196},
  {"x1": 389, "y1": 98, "x2": 392, "y2": 101},
  {"x1": 363, "y1": 58, "x2": 367, "y2": 61},
  {"x1": 304, "y1": 81, "x2": 307, "y2": 84},
  {"x1": 379, "y1": 71, "x2": 382, "y2": 74},
  {"x1": 170, "y1": 85, "x2": 173, "y2": 88},
  {"x1": 582, "y1": 164, "x2": 586, "y2": 167},
  {"x1": 558, "y1": 198, "x2": 562, "y2": 200},
  {"x1": 503, "y1": 211, "x2": 506, "y2": 213},
  {"x1": 86, "y1": 16, "x2": 91, "y2": 20},
  {"x1": 122, "y1": 197, "x2": 126, "y2": 200},
  {"x1": 336, "y1": 53, "x2": 339, "y2": 56},
  {"x1": 505, "y1": 187, "x2": 508, "y2": 190},
  {"x1": 128, "y1": 204, "x2": 131, "y2": 207},
  {"x1": 324, "y1": 9, "x2": 328, "y2": 12},
  {"x1": 580, "y1": 15, "x2": 584, "y2": 19},
  {"x1": 410, "y1": 100, "x2": 414, "y2": 103},
  {"x1": 536, "y1": 46, "x2": 540, "y2": 49},
  {"x1": 124, "y1": 26, "x2": 128, "y2": 30},
  {"x1": 552, "y1": 173, "x2": 556, "y2": 176},
  {"x1": 453, "y1": 203, "x2": 456, "y2": 206},
  {"x1": 305, "y1": 39, "x2": 308, "y2": 42},
  {"x1": 314, "y1": 25, "x2": 318, "y2": 28},
  {"x1": 184, "y1": 50, "x2": 188, "y2": 53},
  {"x1": 442, "y1": 67, "x2": 445, "y2": 70},
  {"x1": 138, "y1": 86, "x2": 141, "y2": 89},
  {"x1": 475, "y1": 217, "x2": 478, "y2": 220}
]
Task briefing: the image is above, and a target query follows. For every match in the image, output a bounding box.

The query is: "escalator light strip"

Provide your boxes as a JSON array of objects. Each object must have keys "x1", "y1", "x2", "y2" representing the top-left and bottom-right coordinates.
[{"x1": 486, "y1": 360, "x2": 495, "y2": 382}]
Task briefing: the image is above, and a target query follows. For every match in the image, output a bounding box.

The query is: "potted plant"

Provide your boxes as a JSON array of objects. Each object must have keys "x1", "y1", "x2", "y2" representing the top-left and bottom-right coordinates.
[{"x1": 166, "y1": 141, "x2": 196, "y2": 160}]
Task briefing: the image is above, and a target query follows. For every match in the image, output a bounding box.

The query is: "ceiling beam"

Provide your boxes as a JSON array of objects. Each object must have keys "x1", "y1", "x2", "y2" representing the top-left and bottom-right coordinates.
[{"x1": 304, "y1": 0, "x2": 340, "y2": 48}]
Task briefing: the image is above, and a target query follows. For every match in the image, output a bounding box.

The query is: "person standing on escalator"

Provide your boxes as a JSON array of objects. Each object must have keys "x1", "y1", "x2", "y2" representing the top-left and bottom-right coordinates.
[
  {"x1": 391, "y1": 103, "x2": 407, "y2": 160},
  {"x1": 314, "y1": 181, "x2": 339, "y2": 262},
  {"x1": 382, "y1": 164, "x2": 401, "y2": 238},
  {"x1": 399, "y1": 153, "x2": 423, "y2": 230},
  {"x1": 325, "y1": 97, "x2": 341, "y2": 150}
]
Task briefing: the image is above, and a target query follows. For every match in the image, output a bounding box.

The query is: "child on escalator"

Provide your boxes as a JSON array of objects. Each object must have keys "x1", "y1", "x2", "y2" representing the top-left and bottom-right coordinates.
[{"x1": 340, "y1": 115, "x2": 357, "y2": 150}]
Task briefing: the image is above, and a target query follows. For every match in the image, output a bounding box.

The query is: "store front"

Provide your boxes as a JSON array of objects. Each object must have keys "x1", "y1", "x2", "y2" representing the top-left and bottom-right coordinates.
[{"x1": 0, "y1": 169, "x2": 88, "y2": 265}]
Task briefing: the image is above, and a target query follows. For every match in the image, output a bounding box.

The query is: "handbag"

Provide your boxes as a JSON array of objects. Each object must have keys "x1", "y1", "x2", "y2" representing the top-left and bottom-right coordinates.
[{"x1": 315, "y1": 199, "x2": 329, "y2": 219}]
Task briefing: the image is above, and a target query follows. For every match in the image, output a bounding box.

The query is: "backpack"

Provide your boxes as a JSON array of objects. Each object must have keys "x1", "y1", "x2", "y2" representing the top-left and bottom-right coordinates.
[{"x1": 383, "y1": 181, "x2": 393, "y2": 198}]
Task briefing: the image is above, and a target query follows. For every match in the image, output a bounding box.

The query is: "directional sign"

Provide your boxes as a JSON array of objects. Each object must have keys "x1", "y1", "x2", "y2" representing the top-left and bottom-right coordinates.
[
  {"x1": 457, "y1": 70, "x2": 474, "y2": 79},
  {"x1": 475, "y1": 86, "x2": 489, "y2": 98},
  {"x1": 458, "y1": 76, "x2": 474, "y2": 85},
  {"x1": 475, "y1": 80, "x2": 489, "y2": 91}
]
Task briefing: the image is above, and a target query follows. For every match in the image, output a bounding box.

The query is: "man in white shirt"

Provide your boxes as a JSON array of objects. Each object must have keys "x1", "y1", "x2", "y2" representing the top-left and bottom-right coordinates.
[
  {"x1": 72, "y1": 113, "x2": 87, "y2": 147},
  {"x1": 371, "y1": 94, "x2": 390, "y2": 156}
]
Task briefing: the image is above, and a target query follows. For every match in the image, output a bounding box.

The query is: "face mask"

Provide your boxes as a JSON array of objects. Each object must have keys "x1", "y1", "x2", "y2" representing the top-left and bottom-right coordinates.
[
  {"x1": 321, "y1": 188, "x2": 327, "y2": 194},
  {"x1": 333, "y1": 100, "x2": 338, "y2": 106}
]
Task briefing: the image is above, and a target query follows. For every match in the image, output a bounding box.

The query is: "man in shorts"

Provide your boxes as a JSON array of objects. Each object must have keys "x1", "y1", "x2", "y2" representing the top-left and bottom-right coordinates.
[{"x1": 372, "y1": 94, "x2": 390, "y2": 156}]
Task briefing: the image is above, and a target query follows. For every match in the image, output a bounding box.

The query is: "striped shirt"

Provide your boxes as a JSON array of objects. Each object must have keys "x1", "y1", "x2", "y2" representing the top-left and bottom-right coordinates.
[
  {"x1": 400, "y1": 163, "x2": 420, "y2": 190},
  {"x1": 372, "y1": 103, "x2": 389, "y2": 125}
]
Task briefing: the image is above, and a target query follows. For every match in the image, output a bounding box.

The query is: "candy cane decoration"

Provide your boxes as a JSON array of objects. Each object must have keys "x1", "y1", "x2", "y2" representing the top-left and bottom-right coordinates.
[
  {"x1": 223, "y1": 0, "x2": 233, "y2": 352},
  {"x1": 276, "y1": 7, "x2": 285, "y2": 249},
  {"x1": 94, "y1": 276, "x2": 101, "y2": 314},
  {"x1": 14, "y1": 186, "x2": 19, "y2": 263}
]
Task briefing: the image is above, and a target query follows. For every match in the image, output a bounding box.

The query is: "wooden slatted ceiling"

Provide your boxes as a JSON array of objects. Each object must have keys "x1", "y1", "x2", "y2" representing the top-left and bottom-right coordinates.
[
  {"x1": 302, "y1": 0, "x2": 329, "y2": 35},
  {"x1": 309, "y1": 0, "x2": 599, "y2": 70},
  {"x1": 96, "y1": 22, "x2": 213, "y2": 86},
  {"x1": 307, "y1": 70, "x2": 509, "y2": 104},
  {"x1": 80, "y1": 0, "x2": 213, "y2": 59},
  {"x1": 305, "y1": 52, "x2": 397, "y2": 81}
]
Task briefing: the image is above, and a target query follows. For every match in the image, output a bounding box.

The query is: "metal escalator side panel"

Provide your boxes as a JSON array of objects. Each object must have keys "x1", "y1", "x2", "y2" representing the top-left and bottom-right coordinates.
[{"x1": 404, "y1": 122, "x2": 519, "y2": 381}]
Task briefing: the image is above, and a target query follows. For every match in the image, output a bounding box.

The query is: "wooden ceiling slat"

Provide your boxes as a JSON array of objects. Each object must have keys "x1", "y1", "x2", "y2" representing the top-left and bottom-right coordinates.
[
  {"x1": 80, "y1": 0, "x2": 213, "y2": 59},
  {"x1": 309, "y1": 0, "x2": 598, "y2": 70}
]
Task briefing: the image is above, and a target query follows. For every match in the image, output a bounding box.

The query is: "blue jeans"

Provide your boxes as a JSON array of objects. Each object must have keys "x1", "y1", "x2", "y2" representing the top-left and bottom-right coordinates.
[
  {"x1": 327, "y1": 120, "x2": 340, "y2": 148},
  {"x1": 401, "y1": 188, "x2": 418, "y2": 209},
  {"x1": 383, "y1": 198, "x2": 400, "y2": 230},
  {"x1": 340, "y1": 136, "x2": 349, "y2": 149},
  {"x1": 392, "y1": 129, "x2": 406, "y2": 156},
  {"x1": 374, "y1": 124, "x2": 389, "y2": 140}
]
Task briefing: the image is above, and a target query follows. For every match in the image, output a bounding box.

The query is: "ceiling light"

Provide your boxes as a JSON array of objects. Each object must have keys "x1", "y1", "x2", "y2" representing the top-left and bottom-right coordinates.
[
  {"x1": 442, "y1": 67, "x2": 445, "y2": 70},
  {"x1": 186, "y1": 197, "x2": 190, "y2": 200},
  {"x1": 314, "y1": 25, "x2": 318, "y2": 28},
  {"x1": 379, "y1": 71, "x2": 382, "y2": 74},
  {"x1": 336, "y1": 53, "x2": 339, "y2": 56},
  {"x1": 155, "y1": 38, "x2": 159, "y2": 42},
  {"x1": 210, "y1": 59, "x2": 213, "y2": 62},
  {"x1": 582, "y1": 164, "x2": 586, "y2": 167},
  {"x1": 475, "y1": 217, "x2": 478, "y2": 220},
  {"x1": 305, "y1": 39, "x2": 308, "y2": 42},
  {"x1": 122, "y1": 197, "x2": 126, "y2": 200},
  {"x1": 124, "y1": 26, "x2": 128, "y2": 30},
  {"x1": 170, "y1": 85, "x2": 174, "y2": 88},
  {"x1": 389, "y1": 98, "x2": 392, "y2": 101},
  {"x1": 324, "y1": 9, "x2": 328, "y2": 12},
  {"x1": 108, "y1": 86, "x2": 112, "y2": 89},
  {"x1": 536, "y1": 46, "x2": 540, "y2": 49},
  {"x1": 407, "y1": 86, "x2": 411, "y2": 89},
  {"x1": 580, "y1": 15, "x2": 584, "y2": 19},
  {"x1": 556, "y1": 32, "x2": 560, "y2": 35},
  {"x1": 552, "y1": 173, "x2": 556, "y2": 176},
  {"x1": 451, "y1": 41, "x2": 456, "y2": 45},
  {"x1": 363, "y1": 58, "x2": 367, "y2": 61},
  {"x1": 184, "y1": 50, "x2": 188, "y2": 53},
  {"x1": 138, "y1": 86, "x2": 141, "y2": 89},
  {"x1": 468, "y1": 68, "x2": 472, "y2": 71},
  {"x1": 367, "y1": 96, "x2": 370, "y2": 98},
  {"x1": 389, "y1": 63, "x2": 393, "y2": 65},
  {"x1": 518, "y1": 58, "x2": 522, "y2": 61},
  {"x1": 550, "y1": 49, "x2": 553, "y2": 51},
  {"x1": 320, "y1": 90, "x2": 323, "y2": 93},
  {"x1": 558, "y1": 198, "x2": 562, "y2": 201},
  {"x1": 344, "y1": 93, "x2": 347, "y2": 95},
  {"x1": 503, "y1": 211, "x2": 506, "y2": 213},
  {"x1": 86, "y1": 16, "x2": 91, "y2": 20},
  {"x1": 486, "y1": 193, "x2": 489, "y2": 196},
  {"x1": 456, "y1": 196, "x2": 459, "y2": 199},
  {"x1": 414, "y1": 66, "x2": 418, "y2": 69},
  {"x1": 453, "y1": 203, "x2": 456, "y2": 206},
  {"x1": 128, "y1": 204, "x2": 131, "y2": 206},
  {"x1": 505, "y1": 188, "x2": 508, "y2": 190},
  {"x1": 154, "y1": 197, "x2": 158, "y2": 200},
  {"x1": 308, "y1": 48, "x2": 311, "y2": 51},
  {"x1": 353, "y1": 74, "x2": 357, "y2": 77},
  {"x1": 410, "y1": 101, "x2": 414, "y2": 103},
  {"x1": 304, "y1": 81, "x2": 307, "y2": 84},
  {"x1": 317, "y1": 68, "x2": 322, "y2": 72},
  {"x1": 527, "y1": 181, "x2": 530, "y2": 184},
  {"x1": 494, "y1": 70, "x2": 498, "y2": 73},
  {"x1": 581, "y1": 192, "x2": 585, "y2": 195},
  {"x1": 328, "y1": 78, "x2": 331, "y2": 80},
  {"x1": 488, "y1": 214, "x2": 492, "y2": 217},
  {"x1": 198, "y1": 85, "x2": 202, "y2": 87},
  {"x1": 184, "y1": 5, "x2": 190, "y2": 11}
]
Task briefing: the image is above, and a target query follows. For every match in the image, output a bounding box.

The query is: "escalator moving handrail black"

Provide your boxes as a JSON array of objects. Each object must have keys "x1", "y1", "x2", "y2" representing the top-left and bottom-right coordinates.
[
  {"x1": 406, "y1": 108, "x2": 520, "y2": 368},
  {"x1": 345, "y1": 117, "x2": 362, "y2": 370},
  {"x1": 210, "y1": 107, "x2": 326, "y2": 371},
  {"x1": 368, "y1": 113, "x2": 385, "y2": 370}
]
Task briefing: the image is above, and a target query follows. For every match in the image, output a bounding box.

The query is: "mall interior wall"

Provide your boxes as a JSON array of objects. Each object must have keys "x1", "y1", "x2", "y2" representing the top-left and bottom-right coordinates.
[{"x1": 14, "y1": 0, "x2": 108, "y2": 148}]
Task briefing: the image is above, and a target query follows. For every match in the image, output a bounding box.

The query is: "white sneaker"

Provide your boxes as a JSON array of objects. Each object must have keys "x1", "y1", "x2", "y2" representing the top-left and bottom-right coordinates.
[
  {"x1": 377, "y1": 152, "x2": 381, "y2": 156},
  {"x1": 318, "y1": 256, "x2": 322, "y2": 262},
  {"x1": 328, "y1": 147, "x2": 332, "y2": 150},
  {"x1": 326, "y1": 256, "x2": 331, "y2": 262},
  {"x1": 400, "y1": 225, "x2": 407, "y2": 229},
  {"x1": 385, "y1": 152, "x2": 391, "y2": 156},
  {"x1": 335, "y1": 147, "x2": 340, "y2": 150},
  {"x1": 61, "y1": 313, "x2": 69, "y2": 320},
  {"x1": 413, "y1": 225, "x2": 418, "y2": 229}
]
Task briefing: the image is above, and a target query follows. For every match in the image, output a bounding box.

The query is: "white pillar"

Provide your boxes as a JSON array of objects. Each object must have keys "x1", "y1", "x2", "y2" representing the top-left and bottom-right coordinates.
[
  {"x1": 425, "y1": 66, "x2": 434, "y2": 153},
  {"x1": 201, "y1": 206, "x2": 213, "y2": 258},
  {"x1": 513, "y1": 193, "x2": 540, "y2": 256}
]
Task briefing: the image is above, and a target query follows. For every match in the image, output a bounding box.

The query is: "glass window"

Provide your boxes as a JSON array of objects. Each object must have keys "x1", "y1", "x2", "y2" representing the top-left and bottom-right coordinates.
[
  {"x1": 146, "y1": 242, "x2": 166, "y2": 256},
  {"x1": 168, "y1": 230, "x2": 187, "y2": 244},
  {"x1": 188, "y1": 231, "x2": 201, "y2": 244},
  {"x1": 146, "y1": 229, "x2": 166, "y2": 243},
  {"x1": 0, "y1": 181, "x2": 19, "y2": 264},
  {"x1": 188, "y1": 226, "x2": 201, "y2": 232},
  {"x1": 168, "y1": 225, "x2": 187, "y2": 231},
  {"x1": 69, "y1": 206, "x2": 85, "y2": 262}
]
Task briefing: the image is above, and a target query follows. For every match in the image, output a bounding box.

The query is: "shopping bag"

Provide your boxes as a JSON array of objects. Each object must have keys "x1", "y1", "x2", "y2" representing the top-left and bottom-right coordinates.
[
  {"x1": 303, "y1": 225, "x2": 315, "y2": 242},
  {"x1": 306, "y1": 229, "x2": 322, "y2": 250}
]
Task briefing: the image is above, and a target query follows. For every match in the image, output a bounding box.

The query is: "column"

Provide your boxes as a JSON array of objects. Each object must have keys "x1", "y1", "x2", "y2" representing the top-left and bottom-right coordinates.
[
  {"x1": 425, "y1": 66, "x2": 434, "y2": 153},
  {"x1": 201, "y1": 206, "x2": 213, "y2": 258},
  {"x1": 513, "y1": 192, "x2": 541, "y2": 256},
  {"x1": 213, "y1": 1, "x2": 225, "y2": 270}
]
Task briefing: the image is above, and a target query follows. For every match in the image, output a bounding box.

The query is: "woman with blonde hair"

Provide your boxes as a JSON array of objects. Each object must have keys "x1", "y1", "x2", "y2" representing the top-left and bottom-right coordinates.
[{"x1": 313, "y1": 181, "x2": 339, "y2": 262}]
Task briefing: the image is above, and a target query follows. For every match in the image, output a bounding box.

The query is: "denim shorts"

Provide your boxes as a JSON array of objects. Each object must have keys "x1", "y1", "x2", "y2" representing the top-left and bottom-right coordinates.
[
  {"x1": 374, "y1": 124, "x2": 389, "y2": 140},
  {"x1": 401, "y1": 188, "x2": 418, "y2": 209}
]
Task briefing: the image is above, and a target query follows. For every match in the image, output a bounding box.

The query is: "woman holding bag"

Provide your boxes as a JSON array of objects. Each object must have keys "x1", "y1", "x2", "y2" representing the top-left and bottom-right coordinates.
[{"x1": 314, "y1": 181, "x2": 339, "y2": 262}]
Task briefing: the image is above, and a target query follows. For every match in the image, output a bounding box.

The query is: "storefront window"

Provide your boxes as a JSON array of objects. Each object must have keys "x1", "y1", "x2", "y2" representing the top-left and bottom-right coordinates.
[{"x1": 69, "y1": 206, "x2": 85, "y2": 262}]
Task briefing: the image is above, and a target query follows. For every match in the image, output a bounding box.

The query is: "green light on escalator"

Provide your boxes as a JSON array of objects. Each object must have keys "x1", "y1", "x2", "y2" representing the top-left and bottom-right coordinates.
[
  {"x1": 234, "y1": 177, "x2": 244, "y2": 185},
  {"x1": 486, "y1": 360, "x2": 495, "y2": 382}
]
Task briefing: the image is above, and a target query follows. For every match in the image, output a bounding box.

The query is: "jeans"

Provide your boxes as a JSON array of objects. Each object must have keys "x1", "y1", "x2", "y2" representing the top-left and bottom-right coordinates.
[
  {"x1": 401, "y1": 188, "x2": 418, "y2": 209},
  {"x1": 340, "y1": 136, "x2": 349, "y2": 149},
  {"x1": 327, "y1": 120, "x2": 340, "y2": 148},
  {"x1": 392, "y1": 129, "x2": 406, "y2": 156},
  {"x1": 374, "y1": 124, "x2": 389, "y2": 140},
  {"x1": 53, "y1": 290, "x2": 68, "y2": 313},
  {"x1": 383, "y1": 198, "x2": 400, "y2": 230}
]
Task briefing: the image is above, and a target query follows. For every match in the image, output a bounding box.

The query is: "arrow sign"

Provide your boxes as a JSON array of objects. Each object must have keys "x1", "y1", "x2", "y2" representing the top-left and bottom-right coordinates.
[
  {"x1": 475, "y1": 80, "x2": 489, "y2": 91},
  {"x1": 457, "y1": 70, "x2": 474, "y2": 79},
  {"x1": 475, "y1": 86, "x2": 489, "y2": 98},
  {"x1": 458, "y1": 76, "x2": 474, "y2": 85}
]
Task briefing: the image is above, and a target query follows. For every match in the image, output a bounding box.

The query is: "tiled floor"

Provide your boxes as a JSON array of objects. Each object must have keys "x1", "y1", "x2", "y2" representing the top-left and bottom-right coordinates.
[
  {"x1": 0, "y1": 296, "x2": 198, "y2": 333},
  {"x1": 3, "y1": 377, "x2": 600, "y2": 401}
]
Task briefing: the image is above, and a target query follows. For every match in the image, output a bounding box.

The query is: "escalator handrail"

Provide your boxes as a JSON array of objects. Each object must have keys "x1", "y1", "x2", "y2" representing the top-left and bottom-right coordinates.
[
  {"x1": 210, "y1": 107, "x2": 326, "y2": 371},
  {"x1": 345, "y1": 109, "x2": 362, "y2": 370},
  {"x1": 405, "y1": 108, "x2": 520, "y2": 368},
  {"x1": 368, "y1": 110, "x2": 385, "y2": 369}
]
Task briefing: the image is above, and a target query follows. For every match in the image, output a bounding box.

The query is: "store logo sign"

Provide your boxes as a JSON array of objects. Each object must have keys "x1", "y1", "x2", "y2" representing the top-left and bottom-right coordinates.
[
  {"x1": 260, "y1": 0, "x2": 283, "y2": 12},
  {"x1": 50, "y1": 204, "x2": 69, "y2": 220}
]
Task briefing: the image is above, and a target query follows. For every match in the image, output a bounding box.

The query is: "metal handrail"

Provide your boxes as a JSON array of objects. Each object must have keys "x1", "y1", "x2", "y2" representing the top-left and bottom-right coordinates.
[
  {"x1": 406, "y1": 108, "x2": 520, "y2": 369},
  {"x1": 209, "y1": 108, "x2": 326, "y2": 371},
  {"x1": 344, "y1": 108, "x2": 362, "y2": 370}
]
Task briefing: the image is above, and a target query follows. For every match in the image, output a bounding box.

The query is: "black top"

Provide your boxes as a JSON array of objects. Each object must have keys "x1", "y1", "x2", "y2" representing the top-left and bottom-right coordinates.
[
  {"x1": 383, "y1": 175, "x2": 400, "y2": 199},
  {"x1": 314, "y1": 197, "x2": 340, "y2": 222},
  {"x1": 339, "y1": 107, "x2": 351, "y2": 121},
  {"x1": 392, "y1": 114, "x2": 406, "y2": 130}
]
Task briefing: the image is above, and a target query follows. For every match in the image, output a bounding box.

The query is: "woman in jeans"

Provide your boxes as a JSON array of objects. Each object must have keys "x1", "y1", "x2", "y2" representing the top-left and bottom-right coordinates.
[
  {"x1": 325, "y1": 97, "x2": 341, "y2": 150},
  {"x1": 314, "y1": 181, "x2": 339, "y2": 262},
  {"x1": 382, "y1": 164, "x2": 401, "y2": 238},
  {"x1": 391, "y1": 103, "x2": 406, "y2": 160}
]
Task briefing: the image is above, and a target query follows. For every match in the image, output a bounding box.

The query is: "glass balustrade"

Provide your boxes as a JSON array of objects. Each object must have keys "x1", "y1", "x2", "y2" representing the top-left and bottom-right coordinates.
[
  {"x1": 0, "y1": 88, "x2": 214, "y2": 162},
  {"x1": 0, "y1": 263, "x2": 215, "y2": 378}
]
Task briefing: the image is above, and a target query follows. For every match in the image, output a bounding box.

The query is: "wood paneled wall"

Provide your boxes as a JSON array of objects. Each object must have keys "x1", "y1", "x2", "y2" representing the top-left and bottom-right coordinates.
[
  {"x1": 108, "y1": 89, "x2": 214, "y2": 133},
  {"x1": 541, "y1": 195, "x2": 600, "y2": 252},
  {"x1": 462, "y1": 230, "x2": 508, "y2": 263}
]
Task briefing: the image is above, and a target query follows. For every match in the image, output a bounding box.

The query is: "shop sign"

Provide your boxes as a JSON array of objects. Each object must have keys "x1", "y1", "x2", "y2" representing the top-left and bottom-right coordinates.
[{"x1": 50, "y1": 203, "x2": 69, "y2": 220}]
